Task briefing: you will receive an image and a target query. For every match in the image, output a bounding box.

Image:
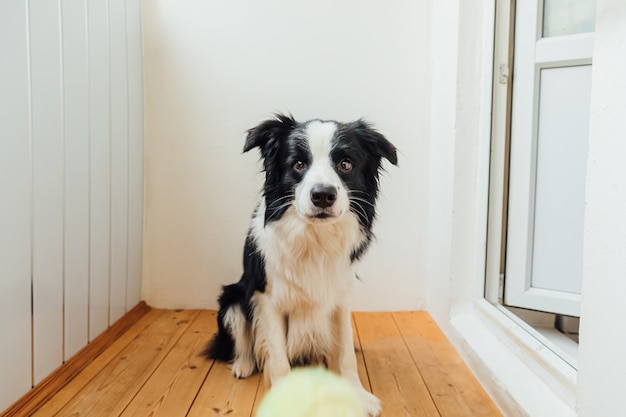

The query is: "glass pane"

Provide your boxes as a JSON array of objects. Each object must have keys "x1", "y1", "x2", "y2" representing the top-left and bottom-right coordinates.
[
  {"x1": 531, "y1": 65, "x2": 592, "y2": 294},
  {"x1": 543, "y1": 0, "x2": 596, "y2": 37}
]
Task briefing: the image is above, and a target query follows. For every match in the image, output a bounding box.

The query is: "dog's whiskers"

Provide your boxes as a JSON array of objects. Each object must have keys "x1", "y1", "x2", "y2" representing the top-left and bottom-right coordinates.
[
  {"x1": 347, "y1": 190, "x2": 374, "y2": 197},
  {"x1": 268, "y1": 194, "x2": 295, "y2": 205},
  {"x1": 349, "y1": 196, "x2": 375, "y2": 208},
  {"x1": 266, "y1": 200, "x2": 294, "y2": 223},
  {"x1": 349, "y1": 200, "x2": 371, "y2": 226}
]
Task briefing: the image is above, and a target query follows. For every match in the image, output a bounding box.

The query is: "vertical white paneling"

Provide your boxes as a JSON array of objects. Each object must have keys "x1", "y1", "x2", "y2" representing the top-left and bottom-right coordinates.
[
  {"x1": 1, "y1": 1, "x2": 143, "y2": 407},
  {"x1": 87, "y1": 0, "x2": 112, "y2": 339},
  {"x1": 109, "y1": 0, "x2": 130, "y2": 323},
  {"x1": 126, "y1": 0, "x2": 144, "y2": 309},
  {"x1": 0, "y1": 1, "x2": 33, "y2": 409},
  {"x1": 29, "y1": 0, "x2": 65, "y2": 384},
  {"x1": 61, "y1": 0, "x2": 90, "y2": 360}
]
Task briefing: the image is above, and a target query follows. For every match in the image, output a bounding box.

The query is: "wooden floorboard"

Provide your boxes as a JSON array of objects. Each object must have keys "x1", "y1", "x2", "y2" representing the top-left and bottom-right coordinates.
[
  {"x1": 393, "y1": 312, "x2": 502, "y2": 417},
  {"x1": 14, "y1": 310, "x2": 502, "y2": 417},
  {"x1": 119, "y1": 311, "x2": 218, "y2": 417},
  {"x1": 354, "y1": 312, "x2": 441, "y2": 417},
  {"x1": 34, "y1": 309, "x2": 199, "y2": 417},
  {"x1": 186, "y1": 362, "x2": 262, "y2": 417}
]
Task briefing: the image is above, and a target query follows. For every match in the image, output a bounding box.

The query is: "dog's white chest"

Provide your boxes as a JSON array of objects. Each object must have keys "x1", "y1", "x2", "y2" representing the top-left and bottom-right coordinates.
[
  {"x1": 251, "y1": 204, "x2": 363, "y2": 310},
  {"x1": 285, "y1": 306, "x2": 335, "y2": 361},
  {"x1": 249, "y1": 202, "x2": 363, "y2": 363}
]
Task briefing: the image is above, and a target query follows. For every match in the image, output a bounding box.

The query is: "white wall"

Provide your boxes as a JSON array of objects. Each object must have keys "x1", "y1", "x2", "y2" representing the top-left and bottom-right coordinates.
[
  {"x1": 427, "y1": 0, "x2": 494, "y2": 324},
  {"x1": 0, "y1": 0, "x2": 143, "y2": 410},
  {"x1": 141, "y1": 0, "x2": 432, "y2": 311},
  {"x1": 577, "y1": 1, "x2": 626, "y2": 415}
]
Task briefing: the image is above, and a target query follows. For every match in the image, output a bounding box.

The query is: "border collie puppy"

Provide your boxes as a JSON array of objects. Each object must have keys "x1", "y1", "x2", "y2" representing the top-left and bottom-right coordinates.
[{"x1": 205, "y1": 114, "x2": 397, "y2": 416}]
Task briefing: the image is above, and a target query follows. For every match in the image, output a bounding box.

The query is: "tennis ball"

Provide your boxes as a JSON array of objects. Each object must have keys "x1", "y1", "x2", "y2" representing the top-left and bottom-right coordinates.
[{"x1": 256, "y1": 367, "x2": 367, "y2": 417}]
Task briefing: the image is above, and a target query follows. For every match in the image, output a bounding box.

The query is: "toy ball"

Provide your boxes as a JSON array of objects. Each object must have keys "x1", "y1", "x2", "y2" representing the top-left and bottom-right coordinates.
[{"x1": 256, "y1": 367, "x2": 367, "y2": 417}]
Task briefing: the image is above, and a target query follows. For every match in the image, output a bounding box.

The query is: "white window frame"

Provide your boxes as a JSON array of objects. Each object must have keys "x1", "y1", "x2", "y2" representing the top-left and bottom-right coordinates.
[
  {"x1": 503, "y1": 0, "x2": 593, "y2": 317},
  {"x1": 441, "y1": 1, "x2": 579, "y2": 415}
]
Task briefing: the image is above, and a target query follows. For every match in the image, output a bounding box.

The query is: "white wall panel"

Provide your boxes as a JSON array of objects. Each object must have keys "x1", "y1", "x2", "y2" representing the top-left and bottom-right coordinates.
[
  {"x1": 61, "y1": 0, "x2": 90, "y2": 360},
  {"x1": 87, "y1": 0, "x2": 112, "y2": 340},
  {"x1": 126, "y1": 0, "x2": 144, "y2": 309},
  {"x1": 29, "y1": 0, "x2": 65, "y2": 384},
  {"x1": 108, "y1": 0, "x2": 130, "y2": 323},
  {"x1": 0, "y1": 1, "x2": 33, "y2": 410},
  {"x1": 0, "y1": 0, "x2": 143, "y2": 409}
]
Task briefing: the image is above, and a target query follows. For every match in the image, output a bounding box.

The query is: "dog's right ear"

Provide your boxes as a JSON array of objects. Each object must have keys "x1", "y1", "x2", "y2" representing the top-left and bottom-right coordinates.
[{"x1": 243, "y1": 114, "x2": 297, "y2": 153}]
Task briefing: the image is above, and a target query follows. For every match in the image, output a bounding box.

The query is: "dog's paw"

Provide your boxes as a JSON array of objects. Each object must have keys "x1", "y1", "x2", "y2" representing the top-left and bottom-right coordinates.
[
  {"x1": 229, "y1": 357, "x2": 256, "y2": 379},
  {"x1": 358, "y1": 389, "x2": 382, "y2": 417}
]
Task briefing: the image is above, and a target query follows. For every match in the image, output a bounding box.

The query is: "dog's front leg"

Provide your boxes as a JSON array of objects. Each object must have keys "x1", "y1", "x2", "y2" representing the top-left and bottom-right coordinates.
[
  {"x1": 252, "y1": 292, "x2": 291, "y2": 385},
  {"x1": 334, "y1": 307, "x2": 382, "y2": 417}
]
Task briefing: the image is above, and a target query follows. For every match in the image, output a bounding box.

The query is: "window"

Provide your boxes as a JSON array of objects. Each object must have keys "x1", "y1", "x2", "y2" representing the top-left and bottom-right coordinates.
[{"x1": 486, "y1": 0, "x2": 596, "y2": 366}]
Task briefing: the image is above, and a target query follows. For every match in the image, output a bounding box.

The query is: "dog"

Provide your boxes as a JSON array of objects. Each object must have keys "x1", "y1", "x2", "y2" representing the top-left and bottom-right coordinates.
[{"x1": 204, "y1": 114, "x2": 397, "y2": 416}]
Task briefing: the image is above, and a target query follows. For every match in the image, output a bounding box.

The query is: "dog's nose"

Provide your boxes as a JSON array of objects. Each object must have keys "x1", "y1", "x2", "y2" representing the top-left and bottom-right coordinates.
[{"x1": 310, "y1": 185, "x2": 337, "y2": 208}]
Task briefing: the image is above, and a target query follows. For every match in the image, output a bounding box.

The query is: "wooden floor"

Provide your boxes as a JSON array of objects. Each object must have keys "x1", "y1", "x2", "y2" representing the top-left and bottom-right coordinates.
[{"x1": 30, "y1": 309, "x2": 503, "y2": 417}]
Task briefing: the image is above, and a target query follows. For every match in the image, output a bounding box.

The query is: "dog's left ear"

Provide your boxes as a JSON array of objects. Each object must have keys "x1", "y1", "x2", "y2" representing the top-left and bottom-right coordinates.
[
  {"x1": 351, "y1": 119, "x2": 398, "y2": 166},
  {"x1": 244, "y1": 114, "x2": 297, "y2": 154}
]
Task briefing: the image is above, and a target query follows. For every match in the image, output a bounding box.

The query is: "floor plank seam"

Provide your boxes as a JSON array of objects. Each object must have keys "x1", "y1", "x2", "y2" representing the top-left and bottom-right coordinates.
[
  {"x1": 247, "y1": 375, "x2": 263, "y2": 417},
  {"x1": 391, "y1": 312, "x2": 444, "y2": 417},
  {"x1": 183, "y1": 343, "x2": 217, "y2": 416},
  {"x1": 183, "y1": 361, "x2": 217, "y2": 413},
  {"x1": 126, "y1": 310, "x2": 204, "y2": 417},
  {"x1": 76, "y1": 309, "x2": 202, "y2": 417},
  {"x1": 351, "y1": 313, "x2": 374, "y2": 393}
]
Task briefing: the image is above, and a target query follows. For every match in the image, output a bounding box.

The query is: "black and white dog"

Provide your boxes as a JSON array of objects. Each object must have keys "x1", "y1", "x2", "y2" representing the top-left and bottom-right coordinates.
[{"x1": 205, "y1": 114, "x2": 397, "y2": 416}]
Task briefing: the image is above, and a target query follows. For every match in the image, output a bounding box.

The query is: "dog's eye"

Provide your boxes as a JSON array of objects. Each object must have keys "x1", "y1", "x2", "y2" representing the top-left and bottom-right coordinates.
[
  {"x1": 293, "y1": 161, "x2": 307, "y2": 172},
  {"x1": 338, "y1": 159, "x2": 353, "y2": 173}
]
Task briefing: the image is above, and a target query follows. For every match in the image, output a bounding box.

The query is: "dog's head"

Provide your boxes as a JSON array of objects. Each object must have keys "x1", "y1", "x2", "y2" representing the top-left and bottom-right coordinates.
[{"x1": 244, "y1": 114, "x2": 397, "y2": 228}]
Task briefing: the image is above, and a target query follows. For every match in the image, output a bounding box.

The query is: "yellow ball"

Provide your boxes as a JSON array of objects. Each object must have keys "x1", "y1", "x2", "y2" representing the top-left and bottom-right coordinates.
[{"x1": 256, "y1": 367, "x2": 367, "y2": 417}]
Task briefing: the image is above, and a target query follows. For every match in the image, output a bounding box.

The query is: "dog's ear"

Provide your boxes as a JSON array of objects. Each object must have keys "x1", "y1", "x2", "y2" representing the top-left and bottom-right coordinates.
[
  {"x1": 351, "y1": 119, "x2": 398, "y2": 166},
  {"x1": 243, "y1": 114, "x2": 297, "y2": 154}
]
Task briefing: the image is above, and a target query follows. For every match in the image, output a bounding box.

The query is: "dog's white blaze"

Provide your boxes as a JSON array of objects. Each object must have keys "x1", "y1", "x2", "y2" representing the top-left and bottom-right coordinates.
[
  {"x1": 306, "y1": 120, "x2": 336, "y2": 161},
  {"x1": 294, "y1": 121, "x2": 350, "y2": 219}
]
